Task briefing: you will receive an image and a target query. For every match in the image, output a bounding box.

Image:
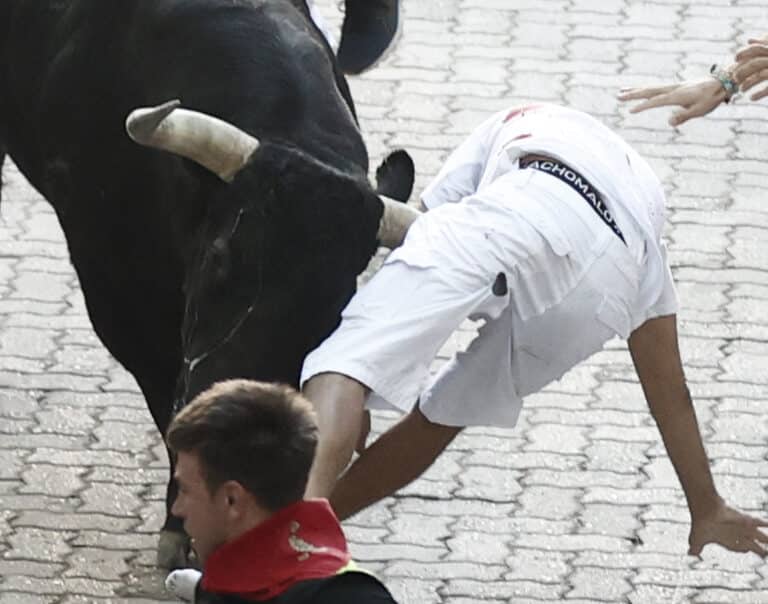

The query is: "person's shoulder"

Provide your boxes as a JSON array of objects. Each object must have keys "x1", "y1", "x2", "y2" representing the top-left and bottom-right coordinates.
[
  {"x1": 311, "y1": 571, "x2": 398, "y2": 603},
  {"x1": 196, "y1": 572, "x2": 398, "y2": 604}
]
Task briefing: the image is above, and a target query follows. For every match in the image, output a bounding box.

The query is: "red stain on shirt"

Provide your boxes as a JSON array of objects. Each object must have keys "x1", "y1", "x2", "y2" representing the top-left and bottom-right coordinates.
[{"x1": 503, "y1": 104, "x2": 542, "y2": 122}]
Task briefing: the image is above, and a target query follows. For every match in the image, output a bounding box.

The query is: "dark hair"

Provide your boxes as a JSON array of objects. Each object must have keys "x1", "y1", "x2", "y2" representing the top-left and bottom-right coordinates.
[{"x1": 166, "y1": 379, "x2": 318, "y2": 511}]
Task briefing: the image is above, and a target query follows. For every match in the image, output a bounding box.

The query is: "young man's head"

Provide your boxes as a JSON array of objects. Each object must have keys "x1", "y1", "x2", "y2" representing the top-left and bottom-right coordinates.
[{"x1": 166, "y1": 379, "x2": 318, "y2": 563}]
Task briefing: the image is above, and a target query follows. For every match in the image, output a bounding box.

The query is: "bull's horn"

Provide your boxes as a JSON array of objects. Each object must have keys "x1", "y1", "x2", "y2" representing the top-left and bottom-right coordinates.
[
  {"x1": 377, "y1": 195, "x2": 421, "y2": 249},
  {"x1": 125, "y1": 100, "x2": 260, "y2": 182}
]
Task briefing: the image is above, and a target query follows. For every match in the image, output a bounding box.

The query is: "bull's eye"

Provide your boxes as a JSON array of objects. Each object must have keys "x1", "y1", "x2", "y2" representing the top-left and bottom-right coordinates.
[{"x1": 208, "y1": 237, "x2": 231, "y2": 281}]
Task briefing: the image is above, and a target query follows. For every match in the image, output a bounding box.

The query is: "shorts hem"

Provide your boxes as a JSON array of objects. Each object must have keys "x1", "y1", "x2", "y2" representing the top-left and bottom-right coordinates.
[{"x1": 301, "y1": 360, "x2": 418, "y2": 416}]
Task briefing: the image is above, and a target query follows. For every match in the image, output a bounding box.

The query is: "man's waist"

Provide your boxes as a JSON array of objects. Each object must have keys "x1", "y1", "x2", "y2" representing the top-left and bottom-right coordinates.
[{"x1": 518, "y1": 153, "x2": 626, "y2": 245}]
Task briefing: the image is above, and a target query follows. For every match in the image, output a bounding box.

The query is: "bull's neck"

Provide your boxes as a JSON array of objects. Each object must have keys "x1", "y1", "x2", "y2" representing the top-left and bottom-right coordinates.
[{"x1": 0, "y1": 3, "x2": 12, "y2": 72}]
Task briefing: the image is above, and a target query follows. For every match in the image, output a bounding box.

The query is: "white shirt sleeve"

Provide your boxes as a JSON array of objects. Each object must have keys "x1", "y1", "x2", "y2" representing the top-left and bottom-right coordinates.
[
  {"x1": 644, "y1": 242, "x2": 679, "y2": 320},
  {"x1": 420, "y1": 111, "x2": 504, "y2": 210}
]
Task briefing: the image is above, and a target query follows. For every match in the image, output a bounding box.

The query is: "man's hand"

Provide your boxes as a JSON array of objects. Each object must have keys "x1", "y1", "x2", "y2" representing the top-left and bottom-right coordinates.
[
  {"x1": 734, "y1": 40, "x2": 768, "y2": 101},
  {"x1": 166, "y1": 568, "x2": 202, "y2": 602},
  {"x1": 689, "y1": 501, "x2": 768, "y2": 557},
  {"x1": 617, "y1": 78, "x2": 727, "y2": 126}
]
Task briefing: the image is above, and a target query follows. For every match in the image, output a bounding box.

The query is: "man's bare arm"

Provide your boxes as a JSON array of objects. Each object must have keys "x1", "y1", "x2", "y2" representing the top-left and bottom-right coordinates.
[{"x1": 629, "y1": 315, "x2": 768, "y2": 556}]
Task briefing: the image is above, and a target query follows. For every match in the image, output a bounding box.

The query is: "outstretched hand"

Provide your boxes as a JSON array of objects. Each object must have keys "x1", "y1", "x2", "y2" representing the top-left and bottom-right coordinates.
[
  {"x1": 617, "y1": 78, "x2": 727, "y2": 126},
  {"x1": 689, "y1": 502, "x2": 768, "y2": 558},
  {"x1": 734, "y1": 38, "x2": 768, "y2": 101}
]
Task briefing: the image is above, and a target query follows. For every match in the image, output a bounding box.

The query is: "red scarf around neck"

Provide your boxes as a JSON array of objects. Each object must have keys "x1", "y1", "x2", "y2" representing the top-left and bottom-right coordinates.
[{"x1": 201, "y1": 499, "x2": 351, "y2": 601}]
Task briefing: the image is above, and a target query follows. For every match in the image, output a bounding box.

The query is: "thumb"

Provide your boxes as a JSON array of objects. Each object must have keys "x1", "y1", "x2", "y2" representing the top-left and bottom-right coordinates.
[{"x1": 669, "y1": 110, "x2": 690, "y2": 127}]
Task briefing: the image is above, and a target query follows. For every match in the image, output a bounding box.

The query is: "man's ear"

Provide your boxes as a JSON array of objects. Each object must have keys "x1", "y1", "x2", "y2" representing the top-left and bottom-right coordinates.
[{"x1": 219, "y1": 481, "x2": 249, "y2": 516}]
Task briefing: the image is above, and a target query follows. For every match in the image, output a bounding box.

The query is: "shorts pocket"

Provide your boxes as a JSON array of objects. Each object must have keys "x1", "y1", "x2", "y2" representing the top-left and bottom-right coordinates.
[{"x1": 596, "y1": 295, "x2": 632, "y2": 339}]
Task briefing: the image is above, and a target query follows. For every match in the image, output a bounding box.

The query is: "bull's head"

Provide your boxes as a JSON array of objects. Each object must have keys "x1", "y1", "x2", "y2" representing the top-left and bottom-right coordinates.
[
  {"x1": 126, "y1": 101, "x2": 418, "y2": 407},
  {"x1": 126, "y1": 100, "x2": 417, "y2": 247}
]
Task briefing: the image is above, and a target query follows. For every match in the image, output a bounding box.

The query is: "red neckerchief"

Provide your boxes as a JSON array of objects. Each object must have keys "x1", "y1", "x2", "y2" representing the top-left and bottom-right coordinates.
[{"x1": 201, "y1": 499, "x2": 351, "y2": 601}]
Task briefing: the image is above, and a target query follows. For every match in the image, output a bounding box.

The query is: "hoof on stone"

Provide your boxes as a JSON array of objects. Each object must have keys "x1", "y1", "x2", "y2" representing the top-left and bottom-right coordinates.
[{"x1": 157, "y1": 530, "x2": 191, "y2": 569}]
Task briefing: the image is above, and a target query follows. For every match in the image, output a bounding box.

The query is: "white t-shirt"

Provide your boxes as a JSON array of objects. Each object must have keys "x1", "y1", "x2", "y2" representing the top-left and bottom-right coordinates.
[{"x1": 421, "y1": 103, "x2": 678, "y2": 328}]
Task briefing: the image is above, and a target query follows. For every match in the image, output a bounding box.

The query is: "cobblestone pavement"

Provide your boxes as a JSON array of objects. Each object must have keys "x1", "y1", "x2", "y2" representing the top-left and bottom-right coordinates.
[{"x1": 2, "y1": 1, "x2": 768, "y2": 602}]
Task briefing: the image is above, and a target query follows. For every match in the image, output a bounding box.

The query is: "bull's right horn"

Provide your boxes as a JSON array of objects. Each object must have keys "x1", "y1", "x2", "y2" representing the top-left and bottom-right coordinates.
[
  {"x1": 377, "y1": 196, "x2": 421, "y2": 249},
  {"x1": 126, "y1": 100, "x2": 260, "y2": 182}
]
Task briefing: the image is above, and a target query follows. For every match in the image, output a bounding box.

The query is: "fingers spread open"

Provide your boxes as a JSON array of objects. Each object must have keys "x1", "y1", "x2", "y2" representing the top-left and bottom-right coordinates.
[
  {"x1": 746, "y1": 540, "x2": 768, "y2": 558},
  {"x1": 618, "y1": 84, "x2": 678, "y2": 101},
  {"x1": 752, "y1": 85, "x2": 768, "y2": 101},
  {"x1": 734, "y1": 58, "x2": 768, "y2": 86},
  {"x1": 736, "y1": 43, "x2": 768, "y2": 62}
]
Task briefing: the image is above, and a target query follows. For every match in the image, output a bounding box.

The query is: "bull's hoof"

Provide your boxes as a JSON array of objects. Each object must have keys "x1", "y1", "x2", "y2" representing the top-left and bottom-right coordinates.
[{"x1": 157, "y1": 530, "x2": 191, "y2": 569}]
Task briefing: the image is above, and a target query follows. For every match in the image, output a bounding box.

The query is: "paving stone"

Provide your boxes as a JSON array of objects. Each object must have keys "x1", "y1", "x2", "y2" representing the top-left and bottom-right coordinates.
[
  {"x1": 458, "y1": 515, "x2": 574, "y2": 538},
  {"x1": 386, "y1": 514, "x2": 452, "y2": 547},
  {"x1": 43, "y1": 390, "x2": 146, "y2": 409},
  {"x1": 1, "y1": 575, "x2": 120, "y2": 597},
  {"x1": 0, "y1": 328, "x2": 57, "y2": 359},
  {"x1": 444, "y1": 578, "x2": 565, "y2": 601},
  {"x1": 0, "y1": 449, "x2": 27, "y2": 480},
  {"x1": 19, "y1": 465, "x2": 85, "y2": 498},
  {"x1": 49, "y1": 346, "x2": 114, "y2": 374},
  {"x1": 0, "y1": 594, "x2": 57, "y2": 604},
  {"x1": 352, "y1": 542, "x2": 445, "y2": 563},
  {"x1": 384, "y1": 577, "x2": 443, "y2": 604},
  {"x1": 386, "y1": 561, "x2": 505, "y2": 581},
  {"x1": 70, "y1": 531, "x2": 157, "y2": 552},
  {"x1": 523, "y1": 468, "x2": 639, "y2": 490},
  {"x1": 0, "y1": 371, "x2": 104, "y2": 392},
  {"x1": 693, "y1": 589, "x2": 768, "y2": 604},
  {"x1": 634, "y1": 566, "x2": 754, "y2": 590},
  {"x1": 27, "y1": 448, "x2": 142, "y2": 468},
  {"x1": 63, "y1": 548, "x2": 131, "y2": 581},
  {"x1": 576, "y1": 502, "x2": 642, "y2": 540},
  {"x1": 10, "y1": 273, "x2": 72, "y2": 303},
  {"x1": 33, "y1": 406, "x2": 96, "y2": 435},
  {"x1": 566, "y1": 567, "x2": 634, "y2": 601},
  {"x1": 12, "y1": 511, "x2": 138, "y2": 533},
  {"x1": 79, "y1": 483, "x2": 144, "y2": 517},
  {"x1": 455, "y1": 466, "x2": 522, "y2": 502},
  {"x1": 516, "y1": 485, "x2": 582, "y2": 520},
  {"x1": 503, "y1": 548, "x2": 572, "y2": 584},
  {"x1": 444, "y1": 530, "x2": 511, "y2": 565},
  {"x1": 5, "y1": 527, "x2": 74, "y2": 562}
]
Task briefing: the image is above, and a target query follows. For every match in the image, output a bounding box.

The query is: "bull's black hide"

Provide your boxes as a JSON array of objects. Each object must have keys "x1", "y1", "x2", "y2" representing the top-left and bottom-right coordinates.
[{"x1": 0, "y1": 0, "x2": 409, "y2": 566}]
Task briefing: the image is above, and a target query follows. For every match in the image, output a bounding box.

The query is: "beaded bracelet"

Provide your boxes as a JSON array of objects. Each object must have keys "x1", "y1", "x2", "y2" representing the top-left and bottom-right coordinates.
[{"x1": 710, "y1": 64, "x2": 739, "y2": 103}]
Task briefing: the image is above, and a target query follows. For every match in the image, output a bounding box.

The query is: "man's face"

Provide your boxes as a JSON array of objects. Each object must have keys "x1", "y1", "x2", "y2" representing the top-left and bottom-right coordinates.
[{"x1": 172, "y1": 451, "x2": 229, "y2": 564}]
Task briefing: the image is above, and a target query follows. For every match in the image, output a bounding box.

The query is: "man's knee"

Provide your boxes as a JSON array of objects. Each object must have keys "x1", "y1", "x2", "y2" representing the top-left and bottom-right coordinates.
[{"x1": 303, "y1": 372, "x2": 369, "y2": 457}]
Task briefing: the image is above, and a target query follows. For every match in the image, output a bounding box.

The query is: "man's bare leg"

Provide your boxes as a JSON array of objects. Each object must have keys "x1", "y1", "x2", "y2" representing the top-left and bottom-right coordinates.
[
  {"x1": 330, "y1": 406, "x2": 462, "y2": 520},
  {"x1": 303, "y1": 372, "x2": 369, "y2": 499}
]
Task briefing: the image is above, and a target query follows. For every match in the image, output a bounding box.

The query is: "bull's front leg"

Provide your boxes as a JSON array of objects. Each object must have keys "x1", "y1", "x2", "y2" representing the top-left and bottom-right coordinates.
[
  {"x1": 158, "y1": 450, "x2": 192, "y2": 569},
  {"x1": 140, "y1": 383, "x2": 192, "y2": 569}
]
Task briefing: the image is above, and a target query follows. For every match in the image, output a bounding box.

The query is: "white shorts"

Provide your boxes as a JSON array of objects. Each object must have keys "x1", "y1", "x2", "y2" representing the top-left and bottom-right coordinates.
[{"x1": 301, "y1": 169, "x2": 642, "y2": 427}]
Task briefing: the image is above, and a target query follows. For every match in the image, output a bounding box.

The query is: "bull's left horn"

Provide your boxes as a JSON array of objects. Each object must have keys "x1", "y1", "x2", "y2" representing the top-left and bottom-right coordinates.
[
  {"x1": 377, "y1": 195, "x2": 421, "y2": 249},
  {"x1": 126, "y1": 100, "x2": 260, "y2": 182}
]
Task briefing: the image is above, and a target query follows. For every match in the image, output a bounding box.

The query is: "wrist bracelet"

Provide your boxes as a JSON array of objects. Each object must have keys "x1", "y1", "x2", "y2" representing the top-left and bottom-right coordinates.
[{"x1": 710, "y1": 64, "x2": 739, "y2": 103}]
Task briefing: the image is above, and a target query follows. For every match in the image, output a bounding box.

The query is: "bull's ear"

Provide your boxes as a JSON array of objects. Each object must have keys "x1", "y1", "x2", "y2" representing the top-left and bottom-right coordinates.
[{"x1": 375, "y1": 149, "x2": 414, "y2": 203}]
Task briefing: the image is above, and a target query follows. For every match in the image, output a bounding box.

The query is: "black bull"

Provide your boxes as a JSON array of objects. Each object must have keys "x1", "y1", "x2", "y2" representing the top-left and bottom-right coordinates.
[{"x1": 0, "y1": 0, "x2": 414, "y2": 566}]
